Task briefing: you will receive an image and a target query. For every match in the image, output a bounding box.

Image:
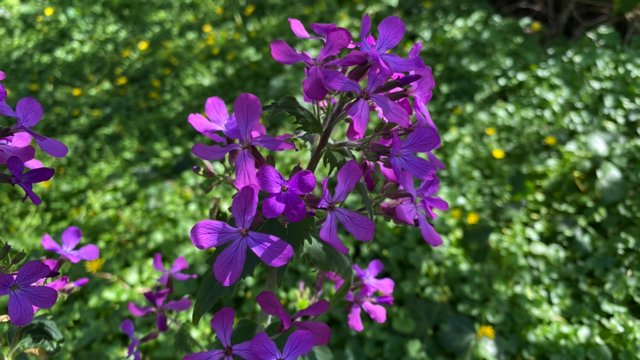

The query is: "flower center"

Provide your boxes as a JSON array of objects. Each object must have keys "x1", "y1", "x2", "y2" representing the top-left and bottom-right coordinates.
[
  {"x1": 10, "y1": 284, "x2": 19, "y2": 291},
  {"x1": 224, "y1": 347, "x2": 233, "y2": 355},
  {"x1": 281, "y1": 186, "x2": 288, "y2": 192},
  {"x1": 240, "y1": 229, "x2": 249, "y2": 236}
]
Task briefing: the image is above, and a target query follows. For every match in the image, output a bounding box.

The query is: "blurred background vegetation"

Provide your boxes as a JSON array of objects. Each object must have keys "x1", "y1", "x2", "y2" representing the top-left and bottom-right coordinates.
[{"x1": 1, "y1": 0, "x2": 640, "y2": 359}]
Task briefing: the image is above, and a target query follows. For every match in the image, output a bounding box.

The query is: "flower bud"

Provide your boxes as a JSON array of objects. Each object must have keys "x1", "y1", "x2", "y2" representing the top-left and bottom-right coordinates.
[
  {"x1": 373, "y1": 80, "x2": 400, "y2": 94},
  {"x1": 266, "y1": 154, "x2": 275, "y2": 167},
  {"x1": 290, "y1": 164, "x2": 303, "y2": 177},
  {"x1": 0, "y1": 243, "x2": 11, "y2": 261},
  {"x1": 10, "y1": 250, "x2": 27, "y2": 265},
  {"x1": 387, "y1": 91, "x2": 409, "y2": 102},
  {"x1": 365, "y1": 151, "x2": 381, "y2": 162},
  {"x1": 347, "y1": 63, "x2": 371, "y2": 82}
]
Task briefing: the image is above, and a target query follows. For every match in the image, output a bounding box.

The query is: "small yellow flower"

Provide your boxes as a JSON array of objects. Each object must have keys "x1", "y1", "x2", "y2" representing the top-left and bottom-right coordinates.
[
  {"x1": 451, "y1": 208, "x2": 462, "y2": 219},
  {"x1": 467, "y1": 212, "x2": 480, "y2": 225},
  {"x1": 41, "y1": 180, "x2": 51, "y2": 188},
  {"x1": 53, "y1": 107, "x2": 61, "y2": 114},
  {"x1": 151, "y1": 79, "x2": 161, "y2": 88},
  {"x1": 452, "y1": 107, "x2": 462, "y2": 114},
  {"x1": 485, "y1": 127, "x2": 496, "y2": 136},
  {"x1": 206, "y1": 34, "x2": 215, "y2": 45},
  {"x1": 115, "y1": 76, "x2": 128, "y2": 86},
  {"x1": 212, "y1": 48, "x2": 220, "y2": 56},
  {"x1": 423, "y1": 1, "x2": 433, "y2": 8},
  {"x1": 29, "y1": 84, "x2": 39, "y2": 92},
  {"x1": 138, "y1": 40, "x2": 149, "y2": 51},
  {"x1": 544, "y1": 136, "x2": 557, "y2": 146},
  {"x1": 249, "y1": 31, "x2": 257, "y2": 38},
  {"x1": 36, "y1": 15, "x2": 43, "y2": 22},
  {"x1": 226, "y1": 50, "x2": 236, "y2": 61},
  {"x1": 477, "y1": 325, "x2": 495, "y2": 340},
  {"x1": 233, "y1": 32, "x2": 240, "y2": 40},
  {"x1": 92, "y1": 109, "x2": 102, "y2": 116},
  {"x1": 71, "y1": 88, "x2": 82, "y2": 96},
  {"x1": 44, "y1": 7, "x2": 54, "y2": 16},
  {"x1": 114, "y1": 67, "x2": 123, "y2": 75},
  {"x1": 121, "y1": 49, "x2": 131, "y2": 58},
  {"x1": 72, "y1": 109, "x2": 80, "y2": 117},
  {"x1": 8, "y1": 225, "x2": 15, "y2": 233},
  {"x1": 202, "y1": 24, "x2": 212, "y2": 33},
  {"x1": 58, "y1": 167, "x2": 65, "y2": 174},
  {"x1": 163, "y1": 67, "x2": 171, "y2": 75},
  {"x1": 86, "y1": 75, "x2": 94, "y2": 82},
  {"x1": 85, "y1": 258, "x2": 105, "y2": 273},
  {"x1": 531, "y1": 21, "x2": 542, "y2": 32},
  {"x1": 304, "y1": 7, "x2": 312, "y2": 14},
  {"x1": 492, "y1": 149, "x2": 505, "y2": 159},
  {"x1": 148, "y1": 91, "x2": 159, "y2": 99},
  {"x1": 244, "y1": 4, "x2": 255, "y2": 16},
  {"x1": 214, "y1": 6, "x2": 223, "y2": 15},
  {"x1": 88, "y1": 210, "x2": 95, "y2": 217}
]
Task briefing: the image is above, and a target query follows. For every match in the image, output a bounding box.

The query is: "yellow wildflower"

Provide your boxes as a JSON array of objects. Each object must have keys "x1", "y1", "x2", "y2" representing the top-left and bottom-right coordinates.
[
  {"x1": 212, "y1": 48, "x2": 220, "y2": 56},
  {"x1": 8, "y1": 226, "x2": 15, "y2": 233},
  {"x1": 467, "y1": 212, "x2": 480, "y2": 225},
  {"x1": 304, "y1": 7, "x2": 312, "y2": 14},
  {"x1": 92, "y1": 109, "x2": 102, "y2": 116},
  {"x1": 121, "y1": 49, "x2": 131, "y2": 57},
  {"x1": 544, "y1": 136, "x2": 557, "y2": 146},
  {"x1": 71, "y1": 88, "x2": 82, "y2": 96},
  {"x1": 492, "y1": 149, "x2": 505, "y2": 159},
  {"x1": 88, "y1": 210, "x2": 95, "y2": 217},
  {"x1": 424, "y1": 1, "x2": 433, "y2": 8},
  {"x1": 44, "y1": 7, "x2": 54, "y2": 16},
  {"x1": 41, "y1": 180, "x2": 51, "y2": 188},
  {"x1": 72, "y1": 109, "x2": 80, "y2": 117},
  {"x1": 451, "y1": 208, "x2": 462, "y2": 219},
  {"x1": 58, "y1": 167, "x2": 65, "y2": 174},
  {"x1": 531, "y1": 21, "x2": 542, "y2": 32},
  {"x1": 233, "y1": 32, "x2": 240, "y2": 40},
  {"x1": 244, "y1": 5, "x2": 255, "y2": 16},
  {"x1": 206, "y1": 34, "x2": 215, "y2": 45},
  {"x1": 53, "y1": 107, "x2": 61, "y2": 114},
  {"x1": 115, "y1": 76, "x2": 128, "y2": 86},
  {"x1": 36, "y1": 15, "x2": 43, "y2": 22},
  {"x1": 138, "y1": 40, "x2": 149, "y2": 51},
  {"x1": 214, "y1": 6, "x2": 223, "y2": 15},
  {"x1": 29, "y1": 84, "x2": 39, "y2": 92},
  {"x1": 163, "y1": 67, "x2": 171, "y2": 75},
  {"x1": 151, "y1": 79, "x2": 161, "y2": 88},
  {"x1": 202, "y1": 24, "x2": 212, "y2": 33},
  {"x1": 85, "y1": 258, "x2": 105, "y2": 273},
  {"x1": 148, "y1": 91, "x2": 159, "y2": 99},
  {"x1": 86, "y1": 75, "x2": 94, "y2": 82},
  {"x1": 453, "y1": 107, "x2": 462, "y2": 114},
  {"x1": 477, "y1": 325, "x2": 495, "y2": 340},
  {"x1": 485, "y1": 127, "x2": 496, "y2": 136}
]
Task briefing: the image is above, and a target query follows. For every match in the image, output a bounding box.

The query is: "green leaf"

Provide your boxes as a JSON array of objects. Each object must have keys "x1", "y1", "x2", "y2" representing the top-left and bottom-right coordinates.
[
  {"x1": 10, "y1": 316, "x2": 64, "y2": 355},
  {"x1": 230, "y1": 319, "x2": 260, "y2": 344},
  {"x1": 263, "y1": 96, "x2": 322, "y2": 134},
  {"x1": 436, "y1": 314, "x2": 476, "y2": 357},
  {"x1": 174, "y1": 324, "x2": 194, "y2": 354},
  {"x1": 303, "y1": 345, "x2": 334, "y2": 360},
  {"x1": 355, "y1": 180, "x2": 374, "y2": 220},
  {"x1": 302, "y1": 237, "x2": 353, "y2": 306},
  {"x1": 596, "y1": 161, "x2": 626, "y2": 204}
]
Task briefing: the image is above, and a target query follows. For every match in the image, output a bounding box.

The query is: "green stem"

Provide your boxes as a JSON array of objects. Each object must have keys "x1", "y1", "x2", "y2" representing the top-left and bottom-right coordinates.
[
  {"x1": 306, "y1": 99, "x2": 347, "y2": 173},
  {"x1": 7, "y1": 326, "x2": 22, "y2": 360},
  {"x1": 257, "y1": 267, "x2": 278, "y2": 328}
]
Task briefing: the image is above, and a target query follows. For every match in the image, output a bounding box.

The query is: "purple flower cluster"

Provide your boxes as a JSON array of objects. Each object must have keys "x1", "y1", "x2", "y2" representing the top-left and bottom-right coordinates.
[{"x1": 0, "y1": 70, "x2": 68, "y2": 205}]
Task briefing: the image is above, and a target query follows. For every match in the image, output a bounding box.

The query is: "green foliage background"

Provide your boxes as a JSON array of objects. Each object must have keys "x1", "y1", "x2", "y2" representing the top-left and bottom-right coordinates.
[{"x1": 1, "y1": 0, "x2": 640, "y2": 359}]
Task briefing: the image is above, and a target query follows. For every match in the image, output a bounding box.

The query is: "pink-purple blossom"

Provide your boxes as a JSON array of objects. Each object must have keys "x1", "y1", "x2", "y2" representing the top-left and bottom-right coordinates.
[
  {"x1": 256, "y1": 165, "x2": 316, "y2": 223},
  {"x1": 354, "y1": 259, "x2": 394, "y2": 297},
  {"x1": 128, "y1": 288, "x2": 192, "y2": 332},
  {"x1": 250, "y1": 331, "x2": 314, "y2": 360},
  {"x1": 41, "y1": 226, "x2": 99, "y2": 263},
  {"x1": 0, "y1": 133, "x2": 39, "y2": 168},
  {"x1": 5, "y1": 156, "x2": 54, "y2": 205},
  {"x1": 191, "y1": 185, "x2": 294, "y2": 286},
  {"x1": 183, "y1": 307, "x2": 253, "y2": 360},
  {"x1": 346, "y1": 290, "x2": 393, "y2": 332},
  {"x1": 153, "y1": 253, "x2": 197, "y2": 286},
  {"x1": 317, "y1": 160, "x2": 375, "y2": 254},
  {"x1": 389, "y1": 126, "x2": 441, "y2": 181},
  {"x1": 256, "y1": 291, "x2": 331, "y2": 346},
  {"x1": 0, "y1": 260, "x2": 58, "y2": 326}
]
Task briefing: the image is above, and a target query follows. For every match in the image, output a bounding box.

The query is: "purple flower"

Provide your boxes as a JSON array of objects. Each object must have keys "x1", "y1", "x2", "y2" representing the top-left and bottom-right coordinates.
[
  {"x1": 153, "y1": 253, "x2": 197, "y2": 286},
  {"x1": 46, "y1": 276, "x2": 88, "y2": 294},
  {"x1": 191, "y1": 94, "x2": 295, "y2": 189},
  {"x1": 128, "y1": 288, "x2": 192, "y2": 332},
  {"x1": 120, "y1": 319, "x2": 159, "y2": 360},
  {"x1": 323, "y1": 68, "x2": 409, "y2": 140},
  {"x1": 183, "y1": 307, "x2": 253, "y2": 360},
  {"x1": 0, "y1": 260, "x2": 58, "y2": 326},
  {"x1": 256, "y1": 165, "x2": 316, "y2": 222},
  {"x1": 5, "y1": 156, "x2": 54, "y2": 205},
  {"x1": 2, "y1": 97, "x2": 68, "y2": 157},
  {"x1": 0, "y1": 71, "x2": 5, "y2": 81},
  {"x1": 256, "y1": 291, "x2": 331, "y2": 346},
  {"x1": 317, "y1": 160, "x2": 375, "y2": 254},
  {"x1": 41, "y1": 226, "x2": 99, "y2": 263},
  {"x1": 188, "y1": 97, "x2": 236, "y2": 143},
  {"x1": 389, "y1": 126, "x2": 441, "y2": 181},
  {"x1": 346, "y1": 290, "x2": 392, "y2": 332},
  {"x1": 354, "y1": 14, "x2": 425, "y2": 73},
  {"x1": 250, "y1": 331, "x2": 314, "y2": 360},
  {"x1": 191, "y1": 185, "x2": 294, "y2": 286},
  {"x1": 287, "y1": 19, "x2": 336, "y2": 40},
  {"x1": 271, "y1": 26, "x2": 351, "y2": 100},
  {"x1": 354, "y1": 259, "x2": 394, "y2": 297},
  {"x1": 0, "y1": 133, "x2": 37, "y2": 167}
]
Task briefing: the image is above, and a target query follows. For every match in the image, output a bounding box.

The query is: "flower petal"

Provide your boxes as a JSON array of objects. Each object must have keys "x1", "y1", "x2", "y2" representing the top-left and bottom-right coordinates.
[
  {"x1": 282, "y1": 193, "x2": 307, "y2": 223},
  {"x1": 6, "y1": 156, "x2": 24, "y2": 179},
  {"x1": 205, "y1": 97, "x2": 230, "y2": 130},
  {"x1": 20, "y1": 167, "x2": 55, "y2": 184},
  {"x1": 191, "y1": 220, "x2": 240, "y2": 250},
  {"x1": 250, "y1": 332, "x2": 280, "y2": 360},
  {"x1": 153, "y1": 253, "x2": 166, "y2": 273},
  {"x1": 183, "y1": 350, "x2": 226, "y2": 360},
  {"x1": 192, "y1": 143, "x2": 242, "y2": 161},
  {"x1": 366, "y1": 259, "x2": 384, "y2": 278},
  {"x1": 233, "y1": 149, "x2": 258, "y2": 189},
  {"x1": 319, "y1": 211, "x2": 349, "y2": 254},
  {"x1": 347, "y1": 304, "x2": 363, "y2": 331},
  {"x1": 128, "y1": 302, "x2": 155, "y2": 317},
  {"x1": 35, "y1": 137, "x2": 68, "y2": 158},
  {"x1": 15, "y1": 97, "x2": 43, "y2": 128},
  {"x1": 281, "y1": 331, "x2": 314, "y2": 360},
  {"x1": 233, "y1": 93, "x2": 263, "y2": 143},
  {"x1": 370, "y1": 95, "x2": 410, "y2": 128},
  {"x1": 213, "y1": 238, "x2": 247, "y2": 286},
  {"x1": 401, "y1": 126, "x2": 440, "y2": 154},
  {"x1": 270, "y1": 40, "x2": 312, "y2": 66},
  {"x1": 346, "y1": 98, "x2": 370, "y2": 141},
  {"x1": 170, "y1": 256, "x2": 190, "y2": 274},
  {"x1": 60, "y1": 226, "x2": 82, "y2": 251},
  {"x1": 303, "y1": 66, "x2": 328, "y2": 101},
  {"x1": 417, "y1": 213, "x2": 442, "y2": 247},
  {"x1": 361, "y1": 300, "x2": 386, "y2": 323},
  {"x1": 293, "y1": 299, "x2": 329, "y2": 319},
  {"x1": 262, "y1": 193, "x2": 286, "y2": 219},
  {"x1": 256, "y1": 165, "x2": 285, "y2": 193},
  {"x1": 232, "y1": 184, "x2": 258, "y2": 229},
  {"x1": 16, "y1": 260, "x2": 52, "y2": 285},
  {"x1": 246, "y1": 231, "x2": 293, "y2": 267},
  {"x1": 211, "y1": 307, "x2": 236, "y2": 347},
  {"x1": 359, "y1": 14, "x2": 372, "y2": 52},
  {"x1": 318, "y1": 28, "x2": 351, "y2": 61},
  {"x1": 391, "y1": 154, "x2": 436, "y2": 181},
  {"x1": 251, "y1": 135, "x2": 295, "y2": 152},
  {"x1": 41, "y1": 234, "x2": 62, "y2": 254},
  {"x1": 256, "y1": 291, "x2": 292, "y2": 330},
  {"x1": 322, "y1": 69, "x2": 362, "y2": 94},
  {"x1": 120, "y1": 319, "x2": 136, "y2": 339},
  {"x1": 8, "y1": 290, "x2": 37, "y2": 326},
  {"x1": 70, "y1": 244, "x2": 99, "y2": 262},
  {"x1": 287, "y1": 170, "x2": 315, "y2": 195},
  {"x1": 0, "y1": 274, "x2": 14, "y2": 295},
  {"x1": 164, "y1": 298, "x2": 192, "y2": 312},
  {"x1": 293, "y1": 321, "x2": 331, "y2": 346},
  {"x1": 333, "y1": 160, "x2": 363, "y2": 203},
  {"x1": 289, "y1": 18, "x2": 311, "y2": 38},
  {"x1": 334, "y1": 208, "x2": 374, "y2": 242},
  {"x1": 375, "y1": 16, "x2": 405, "y2": 53},
  {"x1": 0, "y1": 100, "x2": 15, "y2": 117},
  {"x1": 372, "y1": 278, "x2": 395, "y2": 295}
]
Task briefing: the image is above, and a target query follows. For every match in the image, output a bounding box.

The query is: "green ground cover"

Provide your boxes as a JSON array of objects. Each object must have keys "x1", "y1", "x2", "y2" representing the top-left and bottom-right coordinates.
[{"x1": 1, "y1": 0, "x2": 640, "y2": 359}]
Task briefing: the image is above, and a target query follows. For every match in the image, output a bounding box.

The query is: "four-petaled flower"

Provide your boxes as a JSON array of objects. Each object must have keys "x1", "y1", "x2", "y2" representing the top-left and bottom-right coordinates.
[
  {"x1": 0, "y1": 260, "x2": 58, "y2": 326},
  {"x1": 120, "y1": 319, "x2": 158, "y2": 360},
  {"x1": 256, "y1": 165, "x2": 316, "y2": 223},
  {"x1": 191, "y1": 94, "x2": 294, "y2": 189},
  {"x1": 354, "y1": 259, "x2": 394, "y2": 297},
  {"x1": 317, "y1": 160, "x2": 375, "y2": 254},
  {"x1": 153, "y1": 253, "x2": 197, "y2": 286},
  {"x1": 256, "y1": 291, "x2": 331, "y2": 346},
  {"x1": 42, "y1": 226, "x2": 99, "y2": 263},
  {"x1": 346, "y1": 290, "x2": 393, "y2": 332},
  {"x1": 183, "y1": 307, "x2": 253, "y2": 360},
  {"x1": 128, "y1": 288, "x2": 192, "y2": 332},
  {"x1": 191, "y1": 185, "x2": 294, "y2": 286},
  {"x1": 389, "y1": 126, "x2": 441, "y2": 181},
  {"x1": 5, "y1": 156, "x2": 54, "y2": 205},
  {"x1": 250, "y1": 331, "x2": 314, "y2": 360}
]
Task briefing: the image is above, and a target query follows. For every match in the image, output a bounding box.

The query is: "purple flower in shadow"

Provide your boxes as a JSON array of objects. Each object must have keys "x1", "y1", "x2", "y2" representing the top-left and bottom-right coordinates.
[
  {"x1": 389, "y1": 126, "x2": 441, "y2": 181},
  {"x1": 0, "y1": 133, "x2": 37, "y2": 168},
  {"x1": 5, "y1": 156, "x2": 54, "y2": 205},
  {"x1": 153, "y1": 253, "x2": 197, "y2": 286},
  {"x1": 190, "y1": 185, "x2": 294, "y2": 286},
  {"x1": 128, "y1": 288, "x2": 192, "y2": 332},
  {"x1": 354, "y1": 259, "x2": 394, "y2": 297},
  {"x1": 256, "y1": 165, "x2": 316, "y2": 223},
  {"x1": 256, "y1": 291, "x2": 331, "y2": 346},
  {"x1": 183, "y1": 307, "x2": 254, "y2": 360},
  {"x1": 41, "y1": 226, "x2": 99, "y2": 263},
  {"x1": 250, "y1": 331, "x2": 314, "y2": 360},
  {"x1": 317, "y1": 160, "x2": 375, "y2": 254},
  {"x1": 0, "y1": 261, "x2": 58, "y2": 326},
  {"x1": 120, "y1": 319, "x2": 159, "y2": 360}
]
